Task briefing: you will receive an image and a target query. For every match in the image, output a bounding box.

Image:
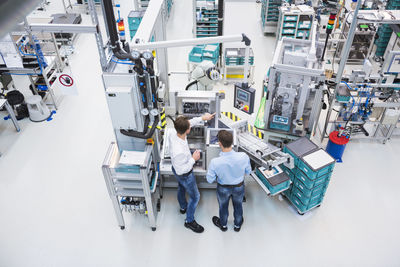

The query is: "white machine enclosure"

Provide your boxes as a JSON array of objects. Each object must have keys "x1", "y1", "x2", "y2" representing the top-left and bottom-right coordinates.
[
  {"x1": 103, "y1": 73, "x2": 148, "y2": 152},
  {"x1": 105, "y1": 86, "x2": 139, "y2": 130}
]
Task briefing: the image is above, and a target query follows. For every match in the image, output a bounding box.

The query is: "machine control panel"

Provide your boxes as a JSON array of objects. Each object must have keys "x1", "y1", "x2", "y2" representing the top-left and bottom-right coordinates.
[
  {"x1": 234, "y1": 83, "x2": 256, "y2": 114},
  {"x1": 183, "y1": 101, "x2": 210, "y2": 114}
]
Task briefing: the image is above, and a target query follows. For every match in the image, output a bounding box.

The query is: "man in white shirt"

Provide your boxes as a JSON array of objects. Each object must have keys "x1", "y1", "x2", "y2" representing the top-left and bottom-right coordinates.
[{"x1": 169, "y1": 113, "x2": 215, "y2": 233}]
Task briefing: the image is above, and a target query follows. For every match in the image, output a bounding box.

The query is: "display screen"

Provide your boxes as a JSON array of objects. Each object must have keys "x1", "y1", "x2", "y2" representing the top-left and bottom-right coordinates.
[{"x1": 237, "y1": 90, "x2": 249, "y2": 102}]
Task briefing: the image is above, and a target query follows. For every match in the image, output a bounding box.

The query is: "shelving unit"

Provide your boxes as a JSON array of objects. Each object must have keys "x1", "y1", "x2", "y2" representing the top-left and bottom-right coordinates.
[
  {"x1": 193, "y1": 0, "x2": 221, "y2": 38},
  {"x1": 276, "y1": 4, "x2": 314, "y2": 41},
  {"x1": 1, "y1": 33, "x2": 65, "y2": 109},
  {"x1": 102, "y1": 143, "x2": 161, "y2": 231},
  {"x1": 223, "y1": 47, "x2": 255, "y2": 84},
  {"x1": 374, "y1": 0, "x2": 400, "y2": 57},
  {"x1": 261, "y1": 0, "x2": 282, "y2": 34}
]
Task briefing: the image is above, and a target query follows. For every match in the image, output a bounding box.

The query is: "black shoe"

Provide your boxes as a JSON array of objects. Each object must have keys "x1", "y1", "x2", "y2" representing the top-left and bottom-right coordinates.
[
  {"x1": 234, "y1": 217, "x2": 244, "y2": 232},
  {"x1": 184, "y1": 220, "x2": 204, "y2": 233},
  {"x1": 212, "y1": 216, "x2": 227, "y2": 232},
  {"x1": 180, "y1": 208, "x2": 187, "y2": 214}
]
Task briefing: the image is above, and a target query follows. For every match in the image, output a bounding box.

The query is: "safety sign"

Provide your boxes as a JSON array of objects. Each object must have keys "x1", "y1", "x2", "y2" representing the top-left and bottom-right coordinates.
[
  {"x1": 55, "y1": 73, "x2": 78, "y2": 95},
  {"x1": 59, "y1": 74, "x2": 74, "y2": 87}
]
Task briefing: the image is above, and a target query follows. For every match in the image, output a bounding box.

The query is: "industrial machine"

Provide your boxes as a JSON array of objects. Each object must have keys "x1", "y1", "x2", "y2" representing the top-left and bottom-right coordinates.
[
  {"x1": 259, "y1": 29, "x2": 326, "y2": 141},
  {"x1": 160, "y1": 90, "x2": 229, "y2": 187},
  {"x1": 320, "y1": 8, "x2": 400, "y2": 144}
]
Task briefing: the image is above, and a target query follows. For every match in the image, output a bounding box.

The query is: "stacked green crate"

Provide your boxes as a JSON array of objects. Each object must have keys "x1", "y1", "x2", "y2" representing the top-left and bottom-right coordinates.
[
  {"x1": 196, "y1": 0, "x2": 219, "y2": 38},
  {"x1": 261, "y1": 0, "x2": 282, "y2": 28},
  {"x1": 128, "y1": 11, "x2": 146, "y2": 40},
  {"x1": 188, "y1": 44, "x2": 219, "y2": 64},
  {"x1": 375, "y1": 0, "x2": 400, "y2": 57},
  {"x1": 277, "y1": 5, "x2": 314, "y2": 40},
  {"x1": 282, "y1": 137, "x2": 336, "y2": 215}
]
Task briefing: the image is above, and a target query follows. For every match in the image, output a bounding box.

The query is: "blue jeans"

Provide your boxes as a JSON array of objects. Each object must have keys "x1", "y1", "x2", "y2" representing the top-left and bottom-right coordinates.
[
  {"x1": 217, "y1": 184, "x2": 245, "y2": 227},
  {"x1": 172, "y1": 168, "x2": 200, "y2": 223}
]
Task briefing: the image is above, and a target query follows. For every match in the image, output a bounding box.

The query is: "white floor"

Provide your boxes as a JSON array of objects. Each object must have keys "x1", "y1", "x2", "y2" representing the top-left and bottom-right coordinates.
[{"x1": 1, "y1": 1, "x2": 400, "y2": 266}]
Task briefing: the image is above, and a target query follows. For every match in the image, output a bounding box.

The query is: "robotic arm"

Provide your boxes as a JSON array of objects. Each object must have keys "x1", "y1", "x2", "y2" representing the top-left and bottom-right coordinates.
[{"x1": 186, "y1": 61, "x2": 221, "y2": 91}]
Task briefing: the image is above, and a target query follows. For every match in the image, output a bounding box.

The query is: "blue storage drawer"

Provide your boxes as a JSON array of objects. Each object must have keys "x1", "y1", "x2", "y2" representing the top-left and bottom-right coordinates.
[
  {"x1": 295, "y1": 168, "x2": 331, "y2": 189},
  {"x1": 188, "y1": 46, "x2": 203, "y2": 62},
  {"x1": 281, "y1": 165, "x2": 296, "y2": 181},
  {"x1": 255, "y1": 167, "x2": 291, "y2": 195},
  {"x1": 296, "y1": 30, "x2": 310, "y2": 39},
  {"x1": 282, "y1": 28, "x2": 295, "y2": 34},
  {"x1": 293, "y1": 178, "x2": 327, "y2": 198},
  {"x1": 283, "y1": 22, "x2": 296, "y2": 28},
  {"x1": 128, "y1": 10, "x2": 145, "y2": 26},
  {"x1": 202, "y1": 44, "x2": 219, "y2": 58},
  {"x1": 291, "y1": 193, "x2": 323, "y2": 214},
  {"x1": 298, "y1": 149, "x2": 335, "y2": 180},
  {"x1": 298, "y1": 21, "x2": 311, "y2": 29},
  {"x1": 283, "y1": 183, "x2": 292, "y2": 198},
  {"x1": 284, "y1": 15, "x2": 298, "y2": 22},
  {"x1": 128, "y1": 19, "x2": 142, "y2": 27},
  {"x1": 292, "y1": 186, "x2": 323, "y2": 206},
  {"x1": 290, "y1": 194, "x2": 308, "y2": 213}
]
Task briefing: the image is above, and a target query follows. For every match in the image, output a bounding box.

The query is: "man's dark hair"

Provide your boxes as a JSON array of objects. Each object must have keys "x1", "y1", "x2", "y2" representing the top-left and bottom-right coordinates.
[
  {"x1": 218, "y1": 130, "x2": 233, "y2": 148},
  {"x1": 174, "y1": 116, "x2": 190, "y2": 135}
]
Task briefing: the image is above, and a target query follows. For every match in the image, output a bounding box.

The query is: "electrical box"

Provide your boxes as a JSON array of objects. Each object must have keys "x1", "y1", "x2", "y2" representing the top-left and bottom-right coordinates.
[
  {"x1": 105, "y1": 86, "x2": 138, "y2": 130},
  {"x1": 234, "y1": 83, "x2": 256, "y2": 114}
]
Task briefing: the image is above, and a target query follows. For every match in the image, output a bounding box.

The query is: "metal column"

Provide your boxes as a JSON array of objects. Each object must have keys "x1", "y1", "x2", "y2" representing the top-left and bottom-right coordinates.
[{"x1": 87, "y1": 0, "x2": 108, "y2": 71}]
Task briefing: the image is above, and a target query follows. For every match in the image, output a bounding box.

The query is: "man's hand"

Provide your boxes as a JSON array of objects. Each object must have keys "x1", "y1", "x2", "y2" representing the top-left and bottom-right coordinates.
[
  {"x1": 202, "y1": 113, "x2": 216, "y2": 121},
  {"x1": 192, "y1": 150, "x2": 201, "y2": 161}
]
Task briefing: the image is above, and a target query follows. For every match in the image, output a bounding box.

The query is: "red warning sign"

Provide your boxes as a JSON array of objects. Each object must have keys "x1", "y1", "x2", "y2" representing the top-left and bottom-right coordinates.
[{"x1": 59, "y1": 74, "x2": 74, "y2": 87}]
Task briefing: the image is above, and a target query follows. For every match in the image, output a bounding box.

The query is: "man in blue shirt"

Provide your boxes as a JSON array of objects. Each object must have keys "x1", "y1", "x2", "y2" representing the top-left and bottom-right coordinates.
[{"x1": 206, "y1": 130, "x2": 252, "y2": 232}]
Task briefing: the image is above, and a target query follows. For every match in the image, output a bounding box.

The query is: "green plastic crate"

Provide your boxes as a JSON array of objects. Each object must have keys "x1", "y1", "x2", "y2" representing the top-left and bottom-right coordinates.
[{"x1": 295, "y1": 168, "x2": 331, "y2": 189}]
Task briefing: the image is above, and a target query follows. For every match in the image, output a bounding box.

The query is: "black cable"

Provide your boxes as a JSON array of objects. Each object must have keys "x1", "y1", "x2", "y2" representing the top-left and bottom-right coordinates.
[
  {"x1": 185, "y1": 80, "x2": 198, "y2": 91},
  {"x1": 120, "y1": 116, "x2": 160, "y2": 139}
]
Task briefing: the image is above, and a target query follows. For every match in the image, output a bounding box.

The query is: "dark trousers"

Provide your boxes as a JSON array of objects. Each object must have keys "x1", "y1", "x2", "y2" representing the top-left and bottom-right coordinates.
[
  {"x1": 216, "y1": 184, "x2": 245, "y2": 227},
  {"x1": 172, "y1": 168, "x2": 200, "y2": 223}
]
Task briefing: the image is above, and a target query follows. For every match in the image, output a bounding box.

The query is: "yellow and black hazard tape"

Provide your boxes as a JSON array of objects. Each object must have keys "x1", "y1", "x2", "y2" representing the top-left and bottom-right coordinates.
[
  {"x1": 160, "y1": 108, "x2": 166, "y2": 129},
  {"x1": 221, "y1": 111, "x2": 240, "y2": 122},
  {"x1": 221, "y1": 111, "x2": 264, "y2": 139},
  {"x1": 147, "y1": 108, "x2": 167, "y2": 130},
  {"x1": 248, "y1": 124, "x2": 264, "y2": 139}
]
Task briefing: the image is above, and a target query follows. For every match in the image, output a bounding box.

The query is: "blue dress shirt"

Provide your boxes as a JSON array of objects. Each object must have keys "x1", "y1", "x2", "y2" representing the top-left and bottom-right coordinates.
[{"x1": 207, "y1": 150, "x2": 252, "y2": 185}]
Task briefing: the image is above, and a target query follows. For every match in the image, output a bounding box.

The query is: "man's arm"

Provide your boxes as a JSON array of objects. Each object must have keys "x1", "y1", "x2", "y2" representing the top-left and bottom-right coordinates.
[
  {"x1": 189, "y1": 116, "x2": 203, "y2": 127},
  {"x1": 173, "y1": 153, "x2": 195, "y2": 174},
  {"x1": 244, "y1": 156, "x2": 252, "y2": 175},
  {"x1": 189, "y1": 113, "x2": 216, "y2": 127},
  {"x1": 206, "y1": 160, "x2": 217, "y2": 184}
]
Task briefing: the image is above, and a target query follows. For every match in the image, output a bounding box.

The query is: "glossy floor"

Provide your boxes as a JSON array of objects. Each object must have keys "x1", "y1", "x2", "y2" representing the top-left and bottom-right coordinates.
[{"x1": 0, "y1": 1, "x2": 399, "y2": 266}]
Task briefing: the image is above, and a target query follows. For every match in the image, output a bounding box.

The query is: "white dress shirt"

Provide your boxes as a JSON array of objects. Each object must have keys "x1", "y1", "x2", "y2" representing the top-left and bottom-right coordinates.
[{"x1": 169, "y1": 117, "x2": 203, "y2": 175}]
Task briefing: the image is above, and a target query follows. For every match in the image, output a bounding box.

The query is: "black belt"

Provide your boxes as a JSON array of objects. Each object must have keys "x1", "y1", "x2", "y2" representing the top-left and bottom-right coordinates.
[
  {"x1": 218, "y1": 181, "x2": 244, "y2": 188},
  {"x1": 172, "y1": 166, "x2": 193, "y2": 177}
]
